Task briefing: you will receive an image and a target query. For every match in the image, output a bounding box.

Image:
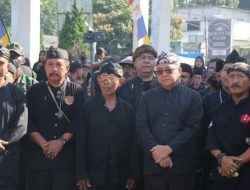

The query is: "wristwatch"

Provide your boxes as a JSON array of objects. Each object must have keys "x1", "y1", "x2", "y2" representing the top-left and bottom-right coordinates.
[{"x1": 59, "y1": 136, "x2": 67, "y2": 145}]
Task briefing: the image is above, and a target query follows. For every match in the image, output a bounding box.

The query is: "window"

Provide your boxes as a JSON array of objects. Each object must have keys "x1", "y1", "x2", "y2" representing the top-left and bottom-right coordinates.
[
  {"x1": 187, "y1": 21, "x2": 200, "y2": 31},
  {"x1": 189, "y1": 35, "x2": 204, "y2": 43}
]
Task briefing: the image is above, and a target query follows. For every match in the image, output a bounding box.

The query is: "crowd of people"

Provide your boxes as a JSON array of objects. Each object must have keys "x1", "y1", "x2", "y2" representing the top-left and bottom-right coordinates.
[{"x1": 0, "y1": 42, "x2": 249, "y2": 190}]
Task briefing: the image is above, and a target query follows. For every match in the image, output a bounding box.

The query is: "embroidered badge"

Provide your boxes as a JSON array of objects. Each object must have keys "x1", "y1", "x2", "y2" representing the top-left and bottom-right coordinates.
[
  {"x1": 64, "y1": 96, "x2": 74, "y2": 105},
  {"x1": 240, "y1": 114, "x2": 250, "y2": 124}
]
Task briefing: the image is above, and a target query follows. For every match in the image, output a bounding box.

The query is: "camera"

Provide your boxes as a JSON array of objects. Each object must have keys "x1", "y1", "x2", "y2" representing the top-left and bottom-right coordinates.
[{"x1": 83, "y1": 31, "x2": 106, "y2": 43}]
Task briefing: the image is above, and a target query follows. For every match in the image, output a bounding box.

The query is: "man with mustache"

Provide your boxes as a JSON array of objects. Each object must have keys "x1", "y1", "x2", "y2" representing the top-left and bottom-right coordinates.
[
  {"x1": 119, "y1": 56, "x2": 137, "y2": 81},
  {"x1": 202, "y1": 50, "x2": 246, "y2": 133},
  {"x1": 206, "y1": 62, "x2": 250, "y2": 190},
  {"x1": 0, "y1": 47, "x2": 28, "y2": 190},
  {"x1": 26, "y1": 46, "x2": 85, "y2": 190},
  {"x1": 198, "y1": 50, "x2": 246, "y2": 190}
]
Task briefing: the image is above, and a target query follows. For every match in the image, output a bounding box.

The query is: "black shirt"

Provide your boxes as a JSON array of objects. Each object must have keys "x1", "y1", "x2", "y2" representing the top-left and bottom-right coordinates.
[
  {"x1": 26, "y1": 81, "x2": 84, "y2": 170},
  {"x1": 119, "y1": 76, "x2": 159, "y2": 111},
  {"x1": 190, "y1": 84, "x2": 207, "y2": 96},
  {"x1": 76, "y1": 95, "x2": 138, "y2": 186},
  {"x1": 206, "y1": 95, "x2": 250, "y2": 182},
  {"x1": 206, "y1": 96, "x2": 250, "y2": 156},
  {"x1": 203, "y1": 88, "x2": 229, "y2": 129},
  {"x1": 136, "y1": 84, "x2": 203, "y2": 175},
  {"x1": 0, "y1": 82, "x2": 28, "y2": 178}
]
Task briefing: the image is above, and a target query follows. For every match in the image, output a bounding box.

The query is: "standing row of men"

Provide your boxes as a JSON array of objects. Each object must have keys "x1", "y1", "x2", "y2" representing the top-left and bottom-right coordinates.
[{"x1": 0, "y1": 43, "x2": 250, "y2": 190}]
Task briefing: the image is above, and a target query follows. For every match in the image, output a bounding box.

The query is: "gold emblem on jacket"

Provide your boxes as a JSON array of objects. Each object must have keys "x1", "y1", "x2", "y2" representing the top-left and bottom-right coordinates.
[{"x1": 64, "y1": 96, "x2": 74, "y2": 105}]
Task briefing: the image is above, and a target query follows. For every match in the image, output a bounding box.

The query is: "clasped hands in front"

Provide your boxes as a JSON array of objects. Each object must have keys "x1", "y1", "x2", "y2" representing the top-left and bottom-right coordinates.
[
  {"x1": 151, "y1": 145, "x2": 173, "y2": 168},
  {"x1": 218, "y1": 156, "x2": 242, "y2": 178},
  {"x1": 42, "y1": 139, "x2": 64, "y2": 160}
]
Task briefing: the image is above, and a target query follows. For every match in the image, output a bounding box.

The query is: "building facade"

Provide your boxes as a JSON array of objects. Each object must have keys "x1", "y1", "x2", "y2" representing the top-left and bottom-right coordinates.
[{"x1": 175, "y1": 6, "x2": 250, "y2": 58}]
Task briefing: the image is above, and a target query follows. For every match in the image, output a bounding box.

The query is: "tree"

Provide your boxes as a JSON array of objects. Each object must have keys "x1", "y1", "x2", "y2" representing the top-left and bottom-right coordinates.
[
  {"x1": 40, "y1": 0, "x2": 57, "y2": 36},
  {"x1": 0, "y1": 0, "x2": 11, "y2": 26},
  {"x1": 59, "y1": 0, "x2": 88, "y2": 59},
  {"x1": 93, "y1": 0, "x2": 132, "y2": 55},
  {"x1": 40, "y1": 32, "x2": 45, "y2": 50},
  {"x1": 0, "y1": 0, "x2": 11, "y2": 34},
  {"x1": 171, "y1": 1, "x2": 185, "y2": 42},
  {"x1": 171, "y1": 15, "x2": 185, "y2": 41}
]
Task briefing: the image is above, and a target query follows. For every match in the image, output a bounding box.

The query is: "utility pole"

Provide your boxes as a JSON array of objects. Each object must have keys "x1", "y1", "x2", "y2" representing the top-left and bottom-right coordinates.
[
  {"x1": 202, "y1": 0, "x2": 208, "y2": 58},
  {"x1": 204, "y1": 15, "x2": 208, "y2": 58}
]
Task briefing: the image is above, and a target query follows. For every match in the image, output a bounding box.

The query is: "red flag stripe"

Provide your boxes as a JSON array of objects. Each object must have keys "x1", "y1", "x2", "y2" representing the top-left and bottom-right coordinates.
[{"x1": 128, "y1": 0, "x2": 134, "y2": 5}]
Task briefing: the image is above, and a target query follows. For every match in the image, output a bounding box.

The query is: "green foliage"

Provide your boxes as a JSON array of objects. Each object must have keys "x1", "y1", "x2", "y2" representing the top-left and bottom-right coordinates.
[
  {"x1": 0, "y1": 0, "x2": 11, "y2": 28},
  {"x1": 40, "y1": 0, "x2": 57, "y2": 35},
  {"x1": 59, "y1": 1, "x2": 88, "y2": 59},
  {"x1": 171, "y1": 15, "x2": 185, "y2": 41},
  {"x1": 40, "y1": 32, "x2": 45, "y2": 50},
  {"x1": 93, "y1": 0, "x2": 132, "y2": 55}
]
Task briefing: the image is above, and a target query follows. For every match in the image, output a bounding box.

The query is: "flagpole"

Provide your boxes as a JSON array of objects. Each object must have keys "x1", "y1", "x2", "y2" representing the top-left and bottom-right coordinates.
[
  {"x1": 139, "y1": 0, "x2": 149, "y2": 46},
  {"x1": 132, "y1": 18, "x2": 138, "y2": 51},
  {"x1": 0, "y1": 14, "x2": 11, "y2": 44},
  {"x1": 130, "y1": 0, "x2": 149, "y2": 50}
]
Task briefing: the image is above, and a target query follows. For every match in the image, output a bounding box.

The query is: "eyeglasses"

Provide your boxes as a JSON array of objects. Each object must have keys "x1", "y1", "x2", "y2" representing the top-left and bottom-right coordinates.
[
  {"x1": 155, "y1": 68, "x2": 177, "y2": 75},
  {"x1": 97, "y1": 74, "x2": 120, "y2": 82}
]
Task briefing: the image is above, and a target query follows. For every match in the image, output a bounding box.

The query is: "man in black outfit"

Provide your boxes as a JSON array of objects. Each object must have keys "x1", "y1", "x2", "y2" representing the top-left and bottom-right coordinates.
[
  {"x1": 119, "y1": 44, "x2": 158, "y2": 190},
  {"x1": 198, "y1": 50, "x2": 246, "y2": 190},
  {"x1": 136, "y1": 52, "x2": 203, "y2": 190},
  {"x1": 119, "y1": 44, "x2": 158, "y2": 111},
  {"x1": 77, "y1": 62, "x2": 138, "y2": 190},
  {"x1": 0, "y1": 47, "x2": 28, "y2": 190},
  {"x1": 26, "y1": 46, "x2": 84, "y2": 190},
  {"x1": 206, "y1": 62, "x2": 250, "y2": 190}
]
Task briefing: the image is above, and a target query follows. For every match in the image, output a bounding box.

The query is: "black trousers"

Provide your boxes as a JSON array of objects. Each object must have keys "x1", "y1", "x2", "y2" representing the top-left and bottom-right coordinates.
[
  {"x1": 0, "y1": 176, "x2": 17, "y2": 190},
  {"x1": 27, "y1": 168, "x2": 76, "y2": 190},
  {"x1": 18, "y1": 139, "x2": 29, "y2": 190},
  {"x1": 144, "y1": 171, "x2": 194, "y2": 190},
  {"x1": 0, "y1": 184, "x2": 17, "y2": 190},
  {"x1": 91, "y1": 184, "x2": 125, "y2": 190},
  {"x1": 210, "y1": 164, "x2": 250, "y2": 190},
  {"x1": 211, "y1": 179, "x2": 250, "y2": 190}
]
